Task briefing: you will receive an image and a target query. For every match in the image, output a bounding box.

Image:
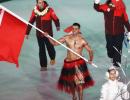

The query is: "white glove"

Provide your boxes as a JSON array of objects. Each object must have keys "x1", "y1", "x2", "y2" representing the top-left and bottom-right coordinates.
[
  {"x1": 127, "y1": 32, "x2": 130, "y2": 43},
  {"x1": 123, "y1": 85, "x2": 127, "y2": 90},
  {"x1": 122, "y1": 85, "x2": 129, "y2": 100},
  {"x1": 94, "y1": 0, "x2": 100, "y2": 4}
]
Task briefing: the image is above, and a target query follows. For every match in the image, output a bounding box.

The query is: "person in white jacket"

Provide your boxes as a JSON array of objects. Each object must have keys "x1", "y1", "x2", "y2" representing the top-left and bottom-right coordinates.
[{"x1": 100, "y1": 66, "x2": 129, "y2": 100}]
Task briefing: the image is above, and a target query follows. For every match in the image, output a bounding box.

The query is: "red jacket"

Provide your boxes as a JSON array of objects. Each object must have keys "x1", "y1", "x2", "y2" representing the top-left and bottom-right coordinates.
[
  {"x1": 26, "y1": 3, "x2": 60, "y2": 37},
  {"x1": 94, "y1": 3, "x2": 130, "y2": 36}
]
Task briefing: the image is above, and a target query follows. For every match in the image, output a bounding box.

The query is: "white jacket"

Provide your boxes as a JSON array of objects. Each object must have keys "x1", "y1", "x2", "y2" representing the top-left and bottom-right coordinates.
[{"x1": 100, "y1": 80, "x2": 129, "y2": 100}]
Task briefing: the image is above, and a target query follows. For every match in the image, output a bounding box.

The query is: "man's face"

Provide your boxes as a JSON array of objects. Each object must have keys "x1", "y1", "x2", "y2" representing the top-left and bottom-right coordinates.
[
  {"x1": 109, "y1": 70, "x2": 117, "y2": 81},
  {"x1": 72, "y1": 26, "x2": 80, "y2": 34},
  {"x1": 38, "y1": 0, "x2": 44, "y2": 9}
]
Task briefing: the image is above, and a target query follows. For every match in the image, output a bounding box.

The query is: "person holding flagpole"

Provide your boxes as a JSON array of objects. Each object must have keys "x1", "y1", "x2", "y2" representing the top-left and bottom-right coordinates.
[
  {"x1": 25, "y1": 0, "x2": 60, "y2": 71},
  {"x1": 44, "y1": 23, "x2": 95, "y2": 100},
  {"x1": 94, "y1": 0, "x2": 130, "y2": 67}
]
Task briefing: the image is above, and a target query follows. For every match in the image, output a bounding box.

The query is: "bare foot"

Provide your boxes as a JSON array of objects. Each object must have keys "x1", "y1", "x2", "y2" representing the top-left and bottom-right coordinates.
[
  {"x1": 50, "y1": 59, "x2": 55, "y2": 65},
  {"x1": 72, "y1": 96, "x2": 77, "y2": 100}
]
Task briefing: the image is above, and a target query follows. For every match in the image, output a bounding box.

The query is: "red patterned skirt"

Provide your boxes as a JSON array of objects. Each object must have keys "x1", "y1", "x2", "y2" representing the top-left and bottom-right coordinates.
[{"x1": 57, "y1": 58, "x2": 95, "y2": 94}]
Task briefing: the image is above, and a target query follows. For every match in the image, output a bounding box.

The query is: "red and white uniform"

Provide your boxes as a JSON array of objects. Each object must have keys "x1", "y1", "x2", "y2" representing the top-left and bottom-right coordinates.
[
  {"x1": 94, "y1": 0, "x2": 130, "y2": 36},
  {"x1": 26, "y1": 2, "x2": 60, "y2": 37}
]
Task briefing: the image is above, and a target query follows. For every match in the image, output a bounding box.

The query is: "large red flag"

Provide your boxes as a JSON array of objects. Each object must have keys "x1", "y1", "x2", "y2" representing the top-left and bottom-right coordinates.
[
  {"x1": 64, "y1": 25, "x2": 73, "y2": 33},
  {"x1": 0, "y1": 9, "x2": 27, "y2": 67}
]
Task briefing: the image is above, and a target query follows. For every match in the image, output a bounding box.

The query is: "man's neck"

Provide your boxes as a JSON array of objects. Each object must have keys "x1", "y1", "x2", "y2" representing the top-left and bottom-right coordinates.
[{"x1": 39, "y1": 6, "x2": 44, "y2": 11}]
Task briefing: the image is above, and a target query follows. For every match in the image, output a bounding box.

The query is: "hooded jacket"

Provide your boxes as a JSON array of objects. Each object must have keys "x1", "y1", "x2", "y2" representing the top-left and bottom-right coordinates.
[{"x1": 26, "y1": 1, "x2": 60, "y2": 37}]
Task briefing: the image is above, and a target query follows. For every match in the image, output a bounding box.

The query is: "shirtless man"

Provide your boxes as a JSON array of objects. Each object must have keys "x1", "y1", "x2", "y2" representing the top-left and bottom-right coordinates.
[{"x1": 45, "y1": 23, "x2": 94, "y2": 100}]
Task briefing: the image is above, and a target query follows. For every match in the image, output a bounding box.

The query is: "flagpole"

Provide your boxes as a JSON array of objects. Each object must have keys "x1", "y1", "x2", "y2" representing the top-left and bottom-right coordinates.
[
  {"x1": 0, "y1": 5, "x2": 98, "y2": 68},
  {"x1": 113, "y1": 46, "x2": 127, "y2": 76},
  {"x1": 113, "y1": 46, "x2": 127, "y2": 84}
]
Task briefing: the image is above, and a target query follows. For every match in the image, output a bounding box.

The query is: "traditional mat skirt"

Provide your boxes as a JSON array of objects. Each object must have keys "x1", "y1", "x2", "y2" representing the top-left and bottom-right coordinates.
[{"x1": 57, "y1": 58, "x2": 94, "y2": 94}]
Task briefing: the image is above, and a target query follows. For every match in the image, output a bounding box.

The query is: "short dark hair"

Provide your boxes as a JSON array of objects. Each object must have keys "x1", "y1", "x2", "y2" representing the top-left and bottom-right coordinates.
[
  {"x1": 108, "y1": 69, "x2": 115, "y2": 73},
  {"x1": 106, "y1": 0, "x2": 111, "y2": 4},
  {"x1": 73, "y1": 23, "x2": 80, "y2": 29},
  {"x1": 36, "y1": 0, "x2": 48, "y2": 6}
]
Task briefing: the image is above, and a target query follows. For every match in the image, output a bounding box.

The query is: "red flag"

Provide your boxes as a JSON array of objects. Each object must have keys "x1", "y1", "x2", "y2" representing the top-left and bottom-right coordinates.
[
  {"x1": 0, "y1": 9, "x2": 27, "y2": 67},
  {"x1": 64, "y1": 25, "x2": 73, "y2": 33}
]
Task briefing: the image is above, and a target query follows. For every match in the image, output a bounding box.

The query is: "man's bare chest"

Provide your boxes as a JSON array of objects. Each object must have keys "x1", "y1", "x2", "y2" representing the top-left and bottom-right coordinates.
[{"x1": 66, "y1": 37, "x2": 83, "y2": 49}]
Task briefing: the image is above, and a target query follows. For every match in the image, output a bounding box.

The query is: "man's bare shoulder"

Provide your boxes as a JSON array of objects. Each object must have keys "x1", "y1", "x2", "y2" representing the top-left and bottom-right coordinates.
[
  {"x1": 63, "y1": 34, "x2": 70, "y2": 38},
  {"x1": 78, "y1": 33, "x2": 83, "y2": 37},
  {"x1": 78, "y1": 34, "x2": 89, "y2": 45},
  {"x1": 60, "y1": 34, "x2": 70, "y2": 40},
  {"x1": 78, "y1": 34, "x2": 87, "y2": 41}
]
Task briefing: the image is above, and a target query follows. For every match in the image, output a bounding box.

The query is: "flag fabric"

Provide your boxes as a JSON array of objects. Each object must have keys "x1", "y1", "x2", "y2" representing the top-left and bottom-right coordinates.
[
  {"x1": 64, "y1": 25, "x2": 73, "y2": 33},
  {"x1": 0, "y1": 8, "x2": 27, "y2": 67}
]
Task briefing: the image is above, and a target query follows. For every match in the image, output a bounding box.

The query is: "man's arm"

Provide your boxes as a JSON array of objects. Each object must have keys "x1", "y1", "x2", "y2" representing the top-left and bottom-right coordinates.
[
  {"x1": 25, "y1": 10, "x2": 36, "y2": 36},
  {"x1": 94, "y1": 0, "x2": 109, "y2": 12},
  {"x1": 120, "y1": 83, "x2": 129, "y2": 99},
  {"x1": 83, "y1": 40, "x2": 94, "y2": 63},
  {"x1": 100, "y1": 84, "x2": 107, "y2": 100},
  {"x1": 123, "y1": 11, "x2": 130, "y2": 33},
  {"x1": 50, "y1": 8, "x2": 60, "y2": 31},
  {"x1": 45, "y1": 33, "x2": 65, "y2": 46}
]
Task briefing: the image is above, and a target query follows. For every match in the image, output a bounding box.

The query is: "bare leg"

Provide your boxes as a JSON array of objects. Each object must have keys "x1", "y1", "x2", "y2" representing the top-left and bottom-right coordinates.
[
  {"x1": 72, "y1": 88, "x2": 77, "y2": 100},
  {"x1": 77, "y1": 85, "x2": 83, "y2": 100}
]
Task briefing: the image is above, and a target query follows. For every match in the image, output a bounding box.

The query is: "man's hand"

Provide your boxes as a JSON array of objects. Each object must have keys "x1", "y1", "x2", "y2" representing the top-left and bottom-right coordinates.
[
  {"x1": 94, "y1": 0, "x2": 100, "y2": 4},
  {"x1": 127, "y1": 32, "x2": 130, "y2": 43},
  {"x1": 123, "y1": 85, "x2": 127, "y2": 90},
  {"x1": 56, "y1": 27, "x2": 60, "y2": 31},
  {"x1": 25, "y1": 35, "x2": 29, "y2": 39},
  {"x1": 88, "y1": 60, "x2": 92, "y2": 64},
  {"x1": 44, "y1": 32, "x2": 49, "y2": 37}
]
